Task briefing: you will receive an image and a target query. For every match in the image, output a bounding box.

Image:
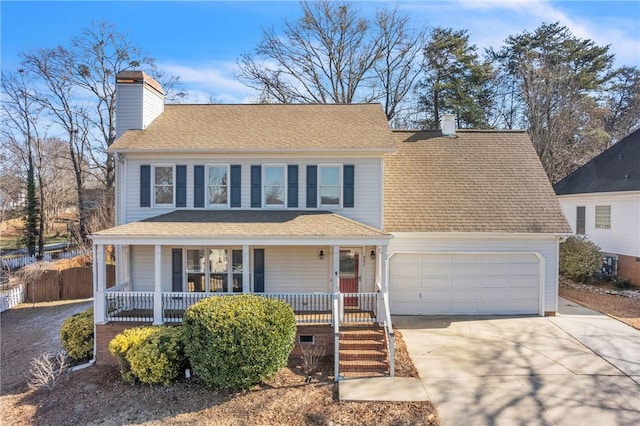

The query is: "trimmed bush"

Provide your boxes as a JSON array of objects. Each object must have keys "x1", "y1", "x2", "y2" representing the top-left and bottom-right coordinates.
[
  {"x1": 560, "y1": 236, "x2": 602, "y2": 282},
  {"x1": 60, "y1": 307, "x2": 94, "y2": 360},
  {"x1": 109, "y1": 326, "x2": 186, "y2": 385},
  {"x1": 182, "y1": 294, "x2": 296, "y2": 389}
]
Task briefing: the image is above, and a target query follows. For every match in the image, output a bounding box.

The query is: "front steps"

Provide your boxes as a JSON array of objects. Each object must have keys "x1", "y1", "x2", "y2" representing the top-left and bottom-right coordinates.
[{"x1": 338, "y1": 326, "x2": 388, "y2": 378}]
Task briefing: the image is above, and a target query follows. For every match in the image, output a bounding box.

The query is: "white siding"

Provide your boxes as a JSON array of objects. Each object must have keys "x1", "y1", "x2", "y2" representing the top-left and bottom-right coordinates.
[
  {"x1": 142, "y1": 86, "x2": 164, "y2": 130},
  {"x1": 122, "y1": 156, "x2": 383, "y2": 228},
  {"x1": 559, "y1": 192, "x2": 640, "y2": 257},
  {"x1": 115, "y1": 84, "x2": 143, "y2": 138},
  {"x1": 265, "y1": 246, "x2": 330, "y2": 293},
  {"x1": 131, "y1": 245, "x2": 155, "y2": 291},
  {"x1": 388, "y1": 234, "x2": 560, "y2": 314}
]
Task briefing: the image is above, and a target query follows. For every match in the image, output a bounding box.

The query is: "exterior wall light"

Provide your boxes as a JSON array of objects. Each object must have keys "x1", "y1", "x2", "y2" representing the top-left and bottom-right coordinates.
[
  {"x1": 370, "y1": 249, "x2": 376, "y2": 260},
  {"x1": 319, "y1": 249, "x2": 324, "y2": 260}
]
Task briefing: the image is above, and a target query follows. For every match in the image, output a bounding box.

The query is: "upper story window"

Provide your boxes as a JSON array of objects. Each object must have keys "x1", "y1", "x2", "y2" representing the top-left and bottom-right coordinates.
[
  {"x1": 263, "y1": 165, "x2": 286, "y2": 207},
  {"x1": 595, "y1": 205, "x2": 611, "y2": 229},
  {"x1": 319, "y1": 165, "x2": 341, "y2": 207},
  {"x1": 207, "y1": 165, "x2": 229, "y2": 207},
  {"x1": 576, "y1": 206, "x2": 586, "y2": 235},
  {"x1": 153, "y1": 165, "x2": 174, "y2": 206}
]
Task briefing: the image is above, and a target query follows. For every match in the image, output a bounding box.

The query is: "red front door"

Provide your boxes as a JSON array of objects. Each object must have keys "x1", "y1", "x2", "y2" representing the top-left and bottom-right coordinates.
[{"x1": 340, "y1": 250, "x2": 359, "y2": 307}]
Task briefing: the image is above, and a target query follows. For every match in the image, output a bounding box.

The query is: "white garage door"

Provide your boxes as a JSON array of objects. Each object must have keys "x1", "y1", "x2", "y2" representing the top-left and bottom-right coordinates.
[{"x1": 390, "y1": 253, "x2": 540, "y2": 315}]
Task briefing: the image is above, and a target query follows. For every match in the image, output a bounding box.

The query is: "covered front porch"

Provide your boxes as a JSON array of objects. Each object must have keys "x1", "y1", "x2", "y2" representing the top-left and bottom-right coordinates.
[{"x1": 91, "y1": 210, "x2": 395, "y2": 378}]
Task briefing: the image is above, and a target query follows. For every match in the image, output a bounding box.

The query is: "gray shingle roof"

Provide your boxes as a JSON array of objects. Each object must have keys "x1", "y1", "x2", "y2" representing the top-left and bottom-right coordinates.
[
  {"x1": 93, "y1": 210, "x2": 388, "y2": 238},
  {"x1": 109, "y1": 103, "x2": 395, "y2": 153},
  {"x1": 384, "y1": 130, "x2": 571, "y2": 233},
  {"x1": 554, "y1": 129, "x2": 640, "y2": 195}
]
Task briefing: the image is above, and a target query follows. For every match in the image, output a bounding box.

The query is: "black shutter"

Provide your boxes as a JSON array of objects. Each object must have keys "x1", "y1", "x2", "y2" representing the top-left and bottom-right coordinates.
[
  {"x1": 194, "y1": 165, "x2": 204, "y2": 208},
  {"x1": 287, "y1": 165, "x2": 298, "y2": 208},
  {"x1": 254, "y1": 249, "x2": 265, "y2": 293},
  {"x1": 176, "y1": 165, "x2": 187, "y2": 207},
  {"x1": 140, "y1": 165, "x2": 151, "y2": 207},
  {"x1": 171, "y1": 249, "x2": 183, "y2": 292},
  {"x1": 251, "y1": 165, "x2": 261, "y2": 208},
  {"x1": 230, "y1": 165, "x2": 241, "y2": 207},
  {"x1": 343, "y1": 165, "x2": 354, "y2": 208},
  {"x1": 306, "y1": 165, "x2": 317, "y2": 208}
]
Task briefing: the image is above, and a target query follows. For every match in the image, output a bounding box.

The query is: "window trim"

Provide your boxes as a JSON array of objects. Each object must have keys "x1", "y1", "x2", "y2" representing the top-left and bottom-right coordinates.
[
  {"x1": 151, "y1": 164, "x2": 175, "y2": 207},
  {"x1": 206, "y1": 164, "x2": 230, "y2": 208},
  {"x1": 262, "y1": 164, "x2": 287, "y2": 208},
  {"x1": 595, "y1": 205, "x2": 611, "y2": 230},
  {"x1": 318, "y1": 164, "x2": 343, "y2": 208},
  {"x1": 184, "y1": 247, "x2": 244, "y2": 293}
]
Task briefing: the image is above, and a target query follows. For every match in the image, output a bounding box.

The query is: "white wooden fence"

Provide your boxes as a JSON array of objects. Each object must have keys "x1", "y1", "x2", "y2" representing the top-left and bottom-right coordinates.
[
  {"x1": 0, "y1": 284, "x2": 25, "y2": 312},
  {"x1": 1, "y1": 249, "x2": 90, "y2": 270}
]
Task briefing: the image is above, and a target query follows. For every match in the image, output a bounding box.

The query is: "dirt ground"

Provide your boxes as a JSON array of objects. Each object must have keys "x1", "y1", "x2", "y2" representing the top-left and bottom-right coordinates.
[
  {"x1": 559, "y1": 277, "x2": 640, "y2": 330},
  {"x1": 0, "y1": 300, "x2": 438, "y2": 426}
]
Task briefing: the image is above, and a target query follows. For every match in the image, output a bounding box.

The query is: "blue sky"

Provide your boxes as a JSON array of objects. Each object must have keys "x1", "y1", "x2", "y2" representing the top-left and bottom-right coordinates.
[{"x1": 2, "y1": 0, "x2": 639, "y2": 103}]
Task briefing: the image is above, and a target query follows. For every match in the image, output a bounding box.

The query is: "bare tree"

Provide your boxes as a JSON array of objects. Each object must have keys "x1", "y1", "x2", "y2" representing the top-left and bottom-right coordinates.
[
  {"x1": 0, "y1": 70, "x2": 48, "y2": 256},
  {"x1": 603, "y1": 66, "x2": 640, "y2": 142},
  {"x1": 22, "y1": 48, "x2": 92, "y2": 242},
  {"x1": 68, "y1": 22, "x2": 184, "y2": 192},
  {"x1": 238, "y1": 1, "x2": 422, "y2": 121}
]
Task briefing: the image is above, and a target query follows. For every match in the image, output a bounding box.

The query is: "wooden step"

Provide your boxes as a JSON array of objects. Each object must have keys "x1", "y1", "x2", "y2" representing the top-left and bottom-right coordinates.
[
  {"x1": 339, "y1": 329, "x2": 385, "y2": 340},
  {"x1": 341, "y1": 371, "x2": 387, "y2": 378},
  {"x1": 339, "y1": 349, "x2": 386, "y2": 360}
]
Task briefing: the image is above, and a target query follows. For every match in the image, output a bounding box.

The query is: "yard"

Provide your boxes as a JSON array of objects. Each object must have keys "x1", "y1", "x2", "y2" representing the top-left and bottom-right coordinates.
[
  {"x1": 559, "y1": 277, "x2": 640, "y2": 330},
  {"x1": 0, "y1": 299, "x2": 438, "y2": 426}
]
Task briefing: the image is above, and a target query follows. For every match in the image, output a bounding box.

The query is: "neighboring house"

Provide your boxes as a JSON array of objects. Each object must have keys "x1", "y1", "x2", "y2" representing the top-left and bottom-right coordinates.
[
  {"x1": 90, "y1": 71, "x2": 570, "y2": 378},
  {"x1": 555, "y1": 129, "x2": 640, "y2": 285}
]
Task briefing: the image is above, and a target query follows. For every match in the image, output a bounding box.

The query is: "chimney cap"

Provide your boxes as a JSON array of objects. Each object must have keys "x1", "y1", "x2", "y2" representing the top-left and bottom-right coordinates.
[
  {"x1": 440, "y1": 114, "x2": 456, "y2": 136},
  {"x1": 116, "y1": 70, "x2": 165, "y2": 95}
]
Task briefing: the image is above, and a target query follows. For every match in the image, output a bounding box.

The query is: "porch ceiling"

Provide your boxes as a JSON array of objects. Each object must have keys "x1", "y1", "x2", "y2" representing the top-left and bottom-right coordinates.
[{"x1": 91, "y1": 210, "x2": 391, "y2": 245}]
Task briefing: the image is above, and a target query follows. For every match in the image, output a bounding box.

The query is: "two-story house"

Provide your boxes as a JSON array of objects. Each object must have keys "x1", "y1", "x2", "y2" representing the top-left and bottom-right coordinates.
[{"x1": 91, "y1": 71, "x2": 570, "y2": 378}]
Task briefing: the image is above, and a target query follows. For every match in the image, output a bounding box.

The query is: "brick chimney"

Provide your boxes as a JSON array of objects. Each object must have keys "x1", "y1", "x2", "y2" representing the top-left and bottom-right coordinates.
[{"x1": 115, "y1": 71, "x2": 165, "y2": 138}]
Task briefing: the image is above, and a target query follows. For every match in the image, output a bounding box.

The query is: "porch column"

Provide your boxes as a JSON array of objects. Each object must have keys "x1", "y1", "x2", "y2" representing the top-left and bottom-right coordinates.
[
  {"x1": 123, "y1": 245, "x2": 131, "y2": 284},
  {"x1": 332, "y1": 245, "x2": 340, "y2": 293},
  {"x1": 242, "y1": 245, "x2": 250, "y2": 293},
  {"x1": 152, "y1": 245, "x2": 163, "y2": 325},
  {"x1": 381, "y1": 245, "x2": 388, "y2": 293},
  {"x1": 94, "y1": 244, "x2": 107, "y2": 324}
]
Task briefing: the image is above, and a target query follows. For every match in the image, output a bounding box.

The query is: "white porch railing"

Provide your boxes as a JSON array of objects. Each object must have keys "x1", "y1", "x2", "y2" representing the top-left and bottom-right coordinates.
[
  {"x1": 381, "y1": 292, "x2": 395, "y2": 377},
  {"x1": 102, "y1": 291, "x2": 378, "y2": 326}
]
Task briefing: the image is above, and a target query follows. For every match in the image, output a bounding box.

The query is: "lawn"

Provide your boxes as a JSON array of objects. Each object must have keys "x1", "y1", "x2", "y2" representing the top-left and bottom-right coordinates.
[{"x1": 1, "y1": 300, "x2": 439, "y2": 425}]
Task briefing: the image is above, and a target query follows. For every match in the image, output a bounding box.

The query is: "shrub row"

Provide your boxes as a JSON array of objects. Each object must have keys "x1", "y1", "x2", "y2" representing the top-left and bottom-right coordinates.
[{"x1": 103, "y1": 294, "x2": 296, "y2": 389}]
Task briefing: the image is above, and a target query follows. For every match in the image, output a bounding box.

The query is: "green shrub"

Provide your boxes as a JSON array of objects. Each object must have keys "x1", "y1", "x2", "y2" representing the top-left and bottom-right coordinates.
[
  {"x1": 182, "y1": 294, "x2": 296, "y2": 389},
  {"x1": 109, "y1": 326, "x2": 185, "y2": 385},
  {"x1": 560, "y1": 236, "x2": 602, "y2": 282},
  {"x1": 60, "y1": 307, "x2": 94, "y2": 360},
  {"x1": 611, "y1": 276, "x2": 632, "y2": 289}
]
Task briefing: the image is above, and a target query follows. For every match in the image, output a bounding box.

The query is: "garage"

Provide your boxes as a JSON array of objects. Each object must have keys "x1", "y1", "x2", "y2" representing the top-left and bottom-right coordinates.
[{"x1": 390, "y1": 253, "x2": 541, "y2": 315}]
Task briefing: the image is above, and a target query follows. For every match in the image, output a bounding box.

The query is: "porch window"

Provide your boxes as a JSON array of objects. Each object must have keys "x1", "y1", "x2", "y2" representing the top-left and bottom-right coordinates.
[
  {"x1": 153, "y1": 165, "x2": 174, "y2": 206},
  {"x1": 184, "y1": 248, "x2": 243, "y2": 293},
  {"x1": 186, "y1": 249, "x2": 206, "y2": 292},
  {"x1": 263, "y1": 165, "x2": 286, "y2": 207},
  {"x1": 207, "y1": 165, "x2": 229, "y2": 207},
  {"x1": 595, "y1": 205, "x2": 611, "y2": 229},
  {"x1": 319, "y1": 165, "x2": 341, "y2": 207}
]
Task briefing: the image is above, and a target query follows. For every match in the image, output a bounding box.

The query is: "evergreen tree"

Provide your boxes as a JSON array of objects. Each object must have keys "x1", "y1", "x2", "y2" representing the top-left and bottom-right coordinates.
[
  {"x1": 417, "y1": 27, "x2": 493, "y2": 129},
  {"x1": 23, "y1": 156, "x2": 39, "y2": 257}
]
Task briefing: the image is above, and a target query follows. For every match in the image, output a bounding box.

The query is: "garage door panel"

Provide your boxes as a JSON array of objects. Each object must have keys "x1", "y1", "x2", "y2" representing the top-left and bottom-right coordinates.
[{"x1": 391, "y1": 252, "x2": 540, "y2": 315}]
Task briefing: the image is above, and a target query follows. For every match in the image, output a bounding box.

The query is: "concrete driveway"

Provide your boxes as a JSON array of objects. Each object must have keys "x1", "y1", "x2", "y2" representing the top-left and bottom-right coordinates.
[{"x1": 394, "y1": 298, "x2": 640, "y2": 426}]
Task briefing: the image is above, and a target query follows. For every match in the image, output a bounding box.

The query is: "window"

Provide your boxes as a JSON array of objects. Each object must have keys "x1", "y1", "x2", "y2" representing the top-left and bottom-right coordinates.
[
  {"x1": 185, "y1": 247, "x2": 243, "y2": 293},
  {"x1": 186, "y1": 249, "x2": 205, "y2": 292},
  {"x1": 263, "y1": 165, "x2": 286, "y2": 207},
  {"x1": 595, "y1": 205, "x2": 611, "y2": 229},
  {"x1": 207, "y1": 165, "x2": 228, "y2": 207},
  {"x1": 153, "y1": 165, "x2": 174, "y2": 206},
  {"x1": 576, "y1": 206, "x2": 586, "y2": 235},
  {"x1": 319, "y1": 165, "x2": 341, "y2": 207}
]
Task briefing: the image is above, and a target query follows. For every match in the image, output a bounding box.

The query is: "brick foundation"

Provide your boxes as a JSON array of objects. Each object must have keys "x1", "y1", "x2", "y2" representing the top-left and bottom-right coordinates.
[
  {"x1": 95, "y1": 323, "x2": 335, "y2": 365},
  {"x1": 617, "y1": 254, "x2": 640, "y2": 286},
  {"x1": 544, "y1": 311, "x2": 556, "y2": 317}
]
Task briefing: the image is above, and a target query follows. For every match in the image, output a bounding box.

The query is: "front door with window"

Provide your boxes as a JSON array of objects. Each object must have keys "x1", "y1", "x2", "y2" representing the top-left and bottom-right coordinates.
[{"x1": 340, "y1": 249, "x2": 360, "y2": 307}]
